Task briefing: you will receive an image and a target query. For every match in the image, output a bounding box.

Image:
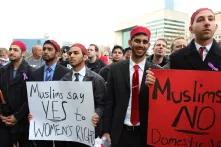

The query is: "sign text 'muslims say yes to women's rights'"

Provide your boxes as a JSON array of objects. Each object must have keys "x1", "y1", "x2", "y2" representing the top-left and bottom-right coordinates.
[{"x1": 27, "y1": 81, "x2": 95, "y2": 147}]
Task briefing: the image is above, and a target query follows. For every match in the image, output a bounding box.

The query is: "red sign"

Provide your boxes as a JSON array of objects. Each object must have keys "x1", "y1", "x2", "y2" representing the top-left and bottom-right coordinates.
[{"x1": 147, "y1": 69, "x2": 221, "y2": 147}]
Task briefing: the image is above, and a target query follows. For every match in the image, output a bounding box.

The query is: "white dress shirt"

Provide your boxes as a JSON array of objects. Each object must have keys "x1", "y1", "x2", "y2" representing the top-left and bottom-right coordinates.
[
  {"x1": 124, "y1": 58, "x2": 146, "y2": 126},
  {"x1": 195, "y1": 41, "x2": 212, "y2": 61},
  {"x1": 72, "y1": 66, "x2": 86, "y2": 81}
]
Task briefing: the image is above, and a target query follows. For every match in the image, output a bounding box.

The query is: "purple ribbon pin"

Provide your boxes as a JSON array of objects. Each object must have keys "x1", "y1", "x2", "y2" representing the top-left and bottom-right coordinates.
[
  {"x1": 208, "y1": 62, "x2": 218, "y2": 71},
  {"x1": 23, "y1": 72, "x2": 28, "y2": 80}
]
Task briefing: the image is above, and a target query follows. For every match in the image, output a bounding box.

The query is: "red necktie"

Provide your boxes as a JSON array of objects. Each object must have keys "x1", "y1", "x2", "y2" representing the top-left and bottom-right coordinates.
[
  {"x1": 131, "y1": 64, "x2": 140, "y2": 125},
  {"x1": 199, "y1": 47, "x2": 205, "y2": 60}
]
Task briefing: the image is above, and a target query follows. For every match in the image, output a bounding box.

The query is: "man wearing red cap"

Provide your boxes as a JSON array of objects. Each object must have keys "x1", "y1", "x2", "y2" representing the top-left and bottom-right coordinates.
[
  {"x1": 0, "y1": 41, "x2": 33, "y2": 147},
  {"x1": 170, "y1": 8, "x2": 221, "y2": 70},
  {"x1": 30, "y1": 40, "x2": 71, "y2": 147},
  {"x1": 61, "y1": 43, "x2": 105, "y2": 147},
  {"x1": 146, "y1": 8, "x2": 221, "y2": 85},
  {"x1": 102, "y1": 26, "x2": 158, "y2": 147}
]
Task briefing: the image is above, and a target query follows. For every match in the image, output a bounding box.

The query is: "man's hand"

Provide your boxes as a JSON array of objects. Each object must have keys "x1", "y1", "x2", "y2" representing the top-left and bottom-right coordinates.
[
  {"x1": 102, "y1": 133, "x2": 111, "y2": 144},
  {"x1": 145, "y1": 68, "x2": 156, "y2": 86},
  {"x1": 91, "y1": 113, "x2": 100, "y2": 127},
  {"x1": 1, "y1": 115, "x2": 17, "y2": 126},
  {"x1": 28, "y1": 113, "x2": 32, "y2": 122}
]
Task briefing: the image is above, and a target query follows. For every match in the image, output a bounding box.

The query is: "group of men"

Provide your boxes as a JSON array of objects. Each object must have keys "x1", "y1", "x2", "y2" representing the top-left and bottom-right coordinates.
[{"x1": 0, "y1": 7, "x2": 221, "y2": 147}]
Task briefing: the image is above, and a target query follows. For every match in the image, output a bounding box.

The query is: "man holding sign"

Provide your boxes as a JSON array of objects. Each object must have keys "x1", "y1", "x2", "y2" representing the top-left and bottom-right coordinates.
[
  {"x1": 30, "y1": 40, "x2": 71, "y2": 147},
  {"x1": 102, "y1": 26, "x2": 159, "y2": 147},
  {"x1": 146, "y1": 7, "x2": 221, "y2": 146},
  {"x1": 61, "y1": 43, "x2": 105, "y2": 147}
]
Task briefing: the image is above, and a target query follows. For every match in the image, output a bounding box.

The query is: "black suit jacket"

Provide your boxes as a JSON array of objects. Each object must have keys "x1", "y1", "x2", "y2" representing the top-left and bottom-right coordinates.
[
  {"x1": 170, "y1": 39, "x2": 221, "y2": 70},
  {"x1": 103, "y1": 59, "x2": 158, "y2": 146},
  {"x1": 0, "y1": 60, "x2": 33, "y2": 134},
  {"x1": 61, "y1": 68, "x2": 105, "y2": 118},
  {"x1": 61, "y1": 68, "x2": 105, "y2": 138},
  {"x1": 30, "y1": 63, "x2": 71, "y2": 81}
]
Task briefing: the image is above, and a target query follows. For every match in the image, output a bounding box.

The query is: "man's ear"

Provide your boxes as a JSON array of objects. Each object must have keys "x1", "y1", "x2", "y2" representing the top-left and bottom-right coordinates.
[
  {"x1": 83, "y1": 55, "x2": 88, "y2": 61},
  {"x1": 22, "y1": 51, "x2": 26, "y2": 57},
  {"x1": 128, "y1": 39, "x2": 132, "y2": 47},
  {"x1": 189, "y1": 26, "x2": 193, "y2": 33}
]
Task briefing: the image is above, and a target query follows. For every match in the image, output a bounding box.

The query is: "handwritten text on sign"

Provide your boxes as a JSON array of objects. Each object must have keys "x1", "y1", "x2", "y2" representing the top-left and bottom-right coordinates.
[
  {"x1": 27, "y1": 81, "x2": 95, "y2": 146},
  {"x1": 148, "y1": 69, "x2": 221, "y2": 147}
]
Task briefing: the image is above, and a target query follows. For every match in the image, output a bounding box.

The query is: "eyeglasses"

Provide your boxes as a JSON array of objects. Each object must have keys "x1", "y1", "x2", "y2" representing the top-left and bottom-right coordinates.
[{"x1": 133, "y1": 39, "x2": 149, "y2": 45}]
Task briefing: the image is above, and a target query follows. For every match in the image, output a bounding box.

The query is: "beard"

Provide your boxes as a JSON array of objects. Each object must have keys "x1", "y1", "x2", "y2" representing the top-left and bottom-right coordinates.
[
  {"x1": 69, "y1": 57, "x2": 84, "y2": 68},
  {"x1": 9, "y1": 55, "x2": 22, "y2": 63},
  {"x1": 43, "y1": 55, "x2": 56, "y2": 63}
]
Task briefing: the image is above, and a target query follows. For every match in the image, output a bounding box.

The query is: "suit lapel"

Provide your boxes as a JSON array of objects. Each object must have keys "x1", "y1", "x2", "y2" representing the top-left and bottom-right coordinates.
[
  {"x1": 9, "y1": 60, "x2": 27, "y2": 86},
  {"x1": 38, "y1": 66, "x2": 45, "y2": 81},
  {"x1": 83, "y1": 69, "x2": 93, "y2": 81},
  {"x1": 139, "y1": 59, "x2": 151, "y2": 98},
  {"x1": 184, "y1": 41, "x2": 205, "y2": 69},
  {"x1": 204, "y1": 40, "x2": 221, "y2": 70},
  {"x1": 122, "y1": 60, "x2": 130, "y2": 91},
  {"x1": 53, "y1": 64, "x2": 59, "y2": 80}
]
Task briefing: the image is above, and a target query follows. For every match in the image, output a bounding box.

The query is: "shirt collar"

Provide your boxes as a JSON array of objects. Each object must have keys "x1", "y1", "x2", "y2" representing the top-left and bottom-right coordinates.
[
  {"x1": 195, "y1": 41, "x2": 213, "y2": 52},
  {"x1": 129, "y1": 58, "x2": 146, "y2": 71},
  {"x1": 44, "y1": 63, "x2": 57, "y2": 71},
  {"x1": 72, "y1": 66, "x2": 86, "y2": 77}
]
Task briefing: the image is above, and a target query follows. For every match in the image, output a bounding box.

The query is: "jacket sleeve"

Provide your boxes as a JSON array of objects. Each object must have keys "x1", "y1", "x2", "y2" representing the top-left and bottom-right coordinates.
[{"x1": 93, "y1": 74, "x2": 106, "y2": 118}]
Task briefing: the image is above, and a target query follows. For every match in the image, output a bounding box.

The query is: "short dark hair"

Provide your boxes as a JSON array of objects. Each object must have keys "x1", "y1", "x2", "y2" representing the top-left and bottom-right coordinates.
[
  {"x1": 112, "y1": 45, "x2": 123, "y2": 53},
  {"x1": 61, "y1": 46, "x2": 70, "y2": 53},
  {"x1": 123, "y1": 47, "x2": 132, "y2": 55},
  {"x1": 89, "y1": 44, "x2": 99, "y2": 52}
]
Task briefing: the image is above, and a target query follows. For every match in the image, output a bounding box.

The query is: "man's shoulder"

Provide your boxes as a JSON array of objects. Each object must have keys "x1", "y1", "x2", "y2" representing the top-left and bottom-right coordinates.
[
  {"x1": 170, "y1": 47, "x2": 189, "y2": 59},
  {"x1": 56, "y1": 64, "x2": 72, "y2": 73},
  {"x1": 87, "y1": 68, "x2": 103, "y2": 79},
  {"x1": 112, "y1": 60, "x2": 128, "y2": 68}
]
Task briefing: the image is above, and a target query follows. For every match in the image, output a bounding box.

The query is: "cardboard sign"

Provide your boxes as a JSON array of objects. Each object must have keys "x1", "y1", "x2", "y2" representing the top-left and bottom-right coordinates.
[
  {"x1": 148, "y1": 69, "x2": 221, "y2": 147},
  {"x1": 27, "y1": 81, "x2": 95, "y2": 146}
]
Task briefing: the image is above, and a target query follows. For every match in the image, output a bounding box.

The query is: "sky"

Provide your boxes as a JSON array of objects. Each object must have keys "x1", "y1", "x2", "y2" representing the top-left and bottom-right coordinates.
[{"x1": 0, "y1": 0, "x2": 220, "y2": 48}]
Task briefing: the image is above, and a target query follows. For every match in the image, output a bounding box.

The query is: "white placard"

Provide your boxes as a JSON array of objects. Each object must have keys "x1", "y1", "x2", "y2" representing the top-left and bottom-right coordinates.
[{"x1": 27, "y1": 81, "x2": 95, "y2": 146}]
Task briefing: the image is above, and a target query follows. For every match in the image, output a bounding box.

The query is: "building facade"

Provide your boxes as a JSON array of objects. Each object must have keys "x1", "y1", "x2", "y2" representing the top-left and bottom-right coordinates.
[
  {"x1": 214, "y1": 12, "x2": 221, "y2": 42},
  {"x1": 115, "y1": 9, "x2": 188, "y2": 54}
]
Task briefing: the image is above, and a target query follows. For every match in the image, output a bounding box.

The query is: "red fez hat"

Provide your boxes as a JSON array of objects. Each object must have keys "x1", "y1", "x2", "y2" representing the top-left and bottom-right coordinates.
[
  {"x1": 71, "y1": 43, "x2": 88, "y2": 55},
  {"x1": 191, "y1": 8, "x2": 214, "y2": 25},
  {"x1": 130, "y1": 26, "x2": 151, "y2": 40},
  {"x1": 10, "y1": 41, "x2": 27, "y2": 52},
  {"x1": 43, "y1": 40, "x2": 60, "y2": 52}
]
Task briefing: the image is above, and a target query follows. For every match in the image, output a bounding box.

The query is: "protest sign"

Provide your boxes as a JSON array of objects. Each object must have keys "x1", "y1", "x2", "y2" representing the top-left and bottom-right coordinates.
[
  {"x1": 148, "y1": 69, "x2": 221, "y2": 147},
  {"x1": 27, "y1": 81, "x2": 95, "y2": 146}
]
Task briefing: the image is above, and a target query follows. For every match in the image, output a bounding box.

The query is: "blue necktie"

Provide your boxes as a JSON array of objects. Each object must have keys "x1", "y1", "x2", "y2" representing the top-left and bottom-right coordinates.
[{"x1": 45, "y1": 67, "x2": 52, "y2": 81}]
